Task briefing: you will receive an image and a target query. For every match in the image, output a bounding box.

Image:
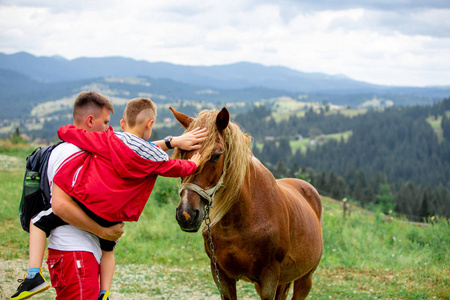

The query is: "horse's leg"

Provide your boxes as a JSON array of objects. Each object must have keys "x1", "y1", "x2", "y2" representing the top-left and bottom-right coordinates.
[
  {"x1": 291, "y1": 273, "x2": 313, "y2": 300},
  {"x1": 275, "y1": 282, "x2": 292, "y2": 300},
  {"x1": 210, "y1": 262, "x2": 237, "y2": 300},
  {"x1": 258, "y1": 264, "x2": 280, "y2": 300}
]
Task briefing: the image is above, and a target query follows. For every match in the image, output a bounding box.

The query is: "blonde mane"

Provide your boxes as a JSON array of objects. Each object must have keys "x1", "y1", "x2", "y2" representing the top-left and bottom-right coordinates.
[{"x1": 173, "y1": 109, "x2": 252, "y2": 227}]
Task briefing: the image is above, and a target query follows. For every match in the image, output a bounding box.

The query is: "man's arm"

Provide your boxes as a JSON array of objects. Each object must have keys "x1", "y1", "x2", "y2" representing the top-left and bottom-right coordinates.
[
  {"x1": 51, "y1": 184, "x2": 124, "y2": 241},
  {"x1": 154, "y1": 127, "x2": 207, "y2": 151}
]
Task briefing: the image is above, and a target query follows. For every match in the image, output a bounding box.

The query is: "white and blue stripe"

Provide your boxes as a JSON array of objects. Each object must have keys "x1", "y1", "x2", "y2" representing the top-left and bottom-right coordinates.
[{"x1": 115, "y1": 132, "x2": 168, "y2": 162}]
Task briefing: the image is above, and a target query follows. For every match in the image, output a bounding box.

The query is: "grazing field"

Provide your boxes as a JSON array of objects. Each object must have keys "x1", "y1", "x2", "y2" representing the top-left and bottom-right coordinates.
[{"x1": 0, "y1": 142, "x2": 448, "y2": 299}]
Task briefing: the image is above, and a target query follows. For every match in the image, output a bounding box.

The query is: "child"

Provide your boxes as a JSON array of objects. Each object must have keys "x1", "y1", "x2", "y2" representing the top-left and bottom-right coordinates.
[{"x1": 12, "y1": 98, "x2": 203, "y2": 300}]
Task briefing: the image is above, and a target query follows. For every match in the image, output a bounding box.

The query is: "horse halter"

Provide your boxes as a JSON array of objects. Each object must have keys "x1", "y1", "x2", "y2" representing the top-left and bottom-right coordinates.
[{"x1": 178, "y1": 160, "x2": 227, "y2": 206}]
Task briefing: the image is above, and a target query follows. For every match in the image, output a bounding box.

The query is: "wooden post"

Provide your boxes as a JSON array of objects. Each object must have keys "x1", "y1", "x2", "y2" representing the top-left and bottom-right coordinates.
[{"x1": 342, "y1": 198, "x2": 348, "y2": 218}]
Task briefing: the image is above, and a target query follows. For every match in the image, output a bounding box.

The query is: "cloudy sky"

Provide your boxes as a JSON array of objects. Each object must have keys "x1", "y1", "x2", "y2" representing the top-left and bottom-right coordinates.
[{"x1": 1, "y1": 0, "x2": 449, "y2": 87}]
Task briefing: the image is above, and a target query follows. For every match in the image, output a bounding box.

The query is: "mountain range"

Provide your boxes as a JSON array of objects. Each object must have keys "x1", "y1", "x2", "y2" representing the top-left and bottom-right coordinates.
[
  {"x1": 1, "y1": 51, "x2": 377, "y2": 92},
  {"x1": 0, "y1": 51, "x2": 450, "y2": 121},
  {"x1": 3, "y1": 52, "x2": 450, "y2": 92}
]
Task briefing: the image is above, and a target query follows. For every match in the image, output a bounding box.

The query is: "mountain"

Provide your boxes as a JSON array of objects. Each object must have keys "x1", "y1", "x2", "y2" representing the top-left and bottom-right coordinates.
[
  {"x1": 0, "y1": 52, "x2": 449, "y2": 118},
  {"x1": 0, "y1": 51, "x2": 391, "y2": 92}
]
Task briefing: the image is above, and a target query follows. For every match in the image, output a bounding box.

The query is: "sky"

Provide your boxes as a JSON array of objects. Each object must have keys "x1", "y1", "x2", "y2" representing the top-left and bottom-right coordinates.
[{"x1": 0, "y1": 0, "x2": 450, "y2": 87}]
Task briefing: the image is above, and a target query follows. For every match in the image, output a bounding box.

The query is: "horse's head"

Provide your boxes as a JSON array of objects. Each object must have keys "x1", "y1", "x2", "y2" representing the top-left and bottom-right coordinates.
[{"x1": 170, "y1": 106, "x2": 230, "y2": 232}]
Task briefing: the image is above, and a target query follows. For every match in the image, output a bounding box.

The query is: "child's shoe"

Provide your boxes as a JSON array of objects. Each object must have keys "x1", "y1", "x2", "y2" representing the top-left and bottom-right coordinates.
[
  {"x1": 11, "y1": 270, "x2": 50, "y2": 300},
  {"x1": 98, "y1": 290, "x2": 111, "y2": 300}
]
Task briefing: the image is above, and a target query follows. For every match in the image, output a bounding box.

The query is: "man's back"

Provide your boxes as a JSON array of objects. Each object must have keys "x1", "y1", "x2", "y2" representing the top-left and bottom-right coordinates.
[{"x1": 47, "y1": 142, "x2": 102, "y2": 263}]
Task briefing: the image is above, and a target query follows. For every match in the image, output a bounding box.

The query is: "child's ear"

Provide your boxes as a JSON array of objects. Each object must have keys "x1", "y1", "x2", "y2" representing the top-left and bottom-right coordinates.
[
  {"x1": 120, "y1": 119, "x2": 125, "y2": 130},
  {"x1": 147, "y1": 119, "x2": 154, "y2": 129}
]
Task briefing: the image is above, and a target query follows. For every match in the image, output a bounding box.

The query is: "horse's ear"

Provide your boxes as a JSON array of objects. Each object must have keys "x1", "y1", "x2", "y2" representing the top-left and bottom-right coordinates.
[
  {"x1": 216, "y1": 107, "x2": 229, "y2": 132},
  {"x1": 169, "y1": 106, "x2": 193, "y2": 129}
]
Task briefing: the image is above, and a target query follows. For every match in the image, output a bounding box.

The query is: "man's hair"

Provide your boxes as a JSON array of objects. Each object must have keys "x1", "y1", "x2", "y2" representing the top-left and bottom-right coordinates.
[
  {"x1": 123, "y1": 98, "x2": 157, "y2": 128},
  {"x1": 73, "y1": 91, "x2": 114, "y2": 123}
]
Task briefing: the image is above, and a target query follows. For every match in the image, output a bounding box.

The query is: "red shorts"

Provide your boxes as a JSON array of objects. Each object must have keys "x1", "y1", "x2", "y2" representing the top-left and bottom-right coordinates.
[{"x1": 47, "y1": 249, "x2": 100, "y2": 300}]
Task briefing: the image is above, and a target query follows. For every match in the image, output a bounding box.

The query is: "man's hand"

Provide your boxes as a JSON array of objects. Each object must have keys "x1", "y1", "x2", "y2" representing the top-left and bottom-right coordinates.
[
  {"x1": 172, "y1": 127, "x2": 207, "y2": 151},
  {"x1": 52, "y1": 184, "x2": 125, "y2": 241},
  {"x1": 99, "y1": 222, "x2": 125, "y2": 241}
]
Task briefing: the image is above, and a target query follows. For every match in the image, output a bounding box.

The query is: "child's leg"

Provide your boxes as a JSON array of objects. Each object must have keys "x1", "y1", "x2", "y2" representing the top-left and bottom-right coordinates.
[
  {"x1": 10, "y1": 221, "x2": 50, "y2": 299},
  {"x1": 100, "y1": 250, "x2": 115, "y2": 291},
  {"x1": 29, "y1": 220, "x2": 47, "y2": 270}
]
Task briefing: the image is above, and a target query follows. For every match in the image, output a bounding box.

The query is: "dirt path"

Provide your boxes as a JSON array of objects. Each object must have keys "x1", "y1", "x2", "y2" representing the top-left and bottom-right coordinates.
[{"x1": 1, "y1": 259, "x2": 257, "y2": 299}]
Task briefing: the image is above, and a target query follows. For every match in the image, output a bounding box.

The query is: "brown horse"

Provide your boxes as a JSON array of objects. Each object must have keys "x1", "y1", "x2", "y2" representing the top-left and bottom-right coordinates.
[{"x1": 171, "y1": 107, "x2": 323, "y2": 300}]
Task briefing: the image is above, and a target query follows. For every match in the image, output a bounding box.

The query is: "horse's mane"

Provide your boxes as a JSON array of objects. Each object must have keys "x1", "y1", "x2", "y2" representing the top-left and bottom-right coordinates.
[{"x1": 173, "y1": 109, "x2": 252, "y2": 227}]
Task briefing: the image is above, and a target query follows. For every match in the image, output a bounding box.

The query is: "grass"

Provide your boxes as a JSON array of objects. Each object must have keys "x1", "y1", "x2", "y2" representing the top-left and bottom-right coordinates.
[
  {"x1": 254, "y1": 130, "x2": 353, "y2": 154},
  {"x1": 289, "y1": 130, "x2": 353, "y2": 154},
  {"x1": 0, "y1": 142, "x2": 449, "y2": 299},
  {"x1": 427, "y1": 115, "x2": 444, "y2": 143}
]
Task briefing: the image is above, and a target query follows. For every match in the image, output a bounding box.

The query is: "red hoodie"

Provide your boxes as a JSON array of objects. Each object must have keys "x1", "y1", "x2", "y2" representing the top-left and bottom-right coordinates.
[{"x1": 53, "y1": 125, "x2": 197, "y2": 222}]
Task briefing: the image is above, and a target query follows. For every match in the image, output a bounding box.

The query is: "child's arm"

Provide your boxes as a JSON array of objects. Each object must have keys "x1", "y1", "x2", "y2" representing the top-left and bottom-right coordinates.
[
  {"x1": 152, "y1": 152, "x2": 201, "y2": 178},
  {"x1": 57, "y1": 125, "x2": 113, "y2": 157},
  {"x1": 154, "y1": 127, "x2": 207, "y2": 151},
  {"x1": 52, "y1": 184, "x2": 124, "y2": 241}
]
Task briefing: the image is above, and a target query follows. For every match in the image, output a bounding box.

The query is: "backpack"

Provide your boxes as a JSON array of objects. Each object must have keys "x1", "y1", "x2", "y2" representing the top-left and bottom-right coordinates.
[{"x1": 19, "y1": 142, "x2": 63, "y2": 232}]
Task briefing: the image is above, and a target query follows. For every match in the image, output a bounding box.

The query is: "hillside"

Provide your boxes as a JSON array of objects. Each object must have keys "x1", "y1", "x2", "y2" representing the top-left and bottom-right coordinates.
[
  {"x1": 241, "y1": 98, "x2": 450, "y2": 220},
  {"x1": 1, "y1": 52, "x2": 449, "y2": 221},
  {"x1": 0, "y1": 146, "x2": 449, "y2": 299}
]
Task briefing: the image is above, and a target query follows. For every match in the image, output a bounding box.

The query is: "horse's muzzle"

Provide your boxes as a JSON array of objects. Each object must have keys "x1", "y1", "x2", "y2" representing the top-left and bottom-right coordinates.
[
  {"x1": 175, "y1": 204, "x2": 205, "y2": 233},
  {"x1": 176, "y1": 188, "x2": 208, "y2": 232},
  {"x1": 175, "y1": 208, "x2": 203, "y2": 232}
]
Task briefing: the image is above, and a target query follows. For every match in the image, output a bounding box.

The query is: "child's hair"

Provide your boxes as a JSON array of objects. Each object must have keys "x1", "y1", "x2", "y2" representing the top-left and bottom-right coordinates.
[
  {"x1": 73, "y1": 91, "x2": 114, "y2": 123},
  {"x1": 123, "y1": 98, "x2": 157, "y2": 128}
]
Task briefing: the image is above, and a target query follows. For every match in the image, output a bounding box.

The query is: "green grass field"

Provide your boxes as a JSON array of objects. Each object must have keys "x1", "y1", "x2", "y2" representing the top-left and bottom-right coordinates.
[
  {"x1": 254, "y1": 130, "x2": 353, "y2": 154},
  {"x1": 0, "y1": 141, "x2": 449, "y2": 299}
]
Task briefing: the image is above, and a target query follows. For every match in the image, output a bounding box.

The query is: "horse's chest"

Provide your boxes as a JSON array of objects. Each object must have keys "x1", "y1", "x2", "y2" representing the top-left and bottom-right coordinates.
[{"x1": 206, "y1": 230, "x2": 282, "y2": 280}]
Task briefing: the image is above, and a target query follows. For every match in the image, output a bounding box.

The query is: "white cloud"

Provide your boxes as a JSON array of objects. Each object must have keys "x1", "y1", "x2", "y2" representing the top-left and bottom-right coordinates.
[{"x1": 0, "y1": 0, "x2": 449, "y2": 86}]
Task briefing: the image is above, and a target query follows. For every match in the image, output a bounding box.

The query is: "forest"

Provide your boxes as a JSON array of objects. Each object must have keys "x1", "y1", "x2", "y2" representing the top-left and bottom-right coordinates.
[
  {"x1": 8, "y1": 97, "x2": 450, "y2": 222},
  {"x1": 242, "y1": 98, "x2": 450, "y2": 221}
]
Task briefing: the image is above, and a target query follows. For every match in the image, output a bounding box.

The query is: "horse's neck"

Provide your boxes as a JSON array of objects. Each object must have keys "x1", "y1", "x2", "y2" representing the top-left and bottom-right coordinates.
[{"x1": 218, "y1": 156, "x2": 278, "y2": 228}]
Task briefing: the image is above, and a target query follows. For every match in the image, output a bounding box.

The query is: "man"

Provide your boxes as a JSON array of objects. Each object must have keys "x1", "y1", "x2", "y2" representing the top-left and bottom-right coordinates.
[
  {"x1": 40, "y1": 91, "x2": 204, "y2": 299},
  {"x1": 45, "y1": 91, "x2": 121, "y2": 299}
]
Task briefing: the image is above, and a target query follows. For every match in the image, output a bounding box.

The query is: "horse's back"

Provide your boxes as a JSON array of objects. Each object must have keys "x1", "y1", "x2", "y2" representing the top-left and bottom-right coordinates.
[{"x1": 277, "y1": 178, "x2": 322, "y2": 222}]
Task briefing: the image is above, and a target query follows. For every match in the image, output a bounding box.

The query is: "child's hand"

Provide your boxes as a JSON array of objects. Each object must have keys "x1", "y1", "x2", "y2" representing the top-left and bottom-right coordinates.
[
  {"x1": 173, "y1": 127, "x2": 207, "y2": 151},
  {"x1": 101, "y1": 222, "x2": 125, "y2": 241},
  {"x1": 189, "y1": 152, "x2": 202, "y2": 166}
]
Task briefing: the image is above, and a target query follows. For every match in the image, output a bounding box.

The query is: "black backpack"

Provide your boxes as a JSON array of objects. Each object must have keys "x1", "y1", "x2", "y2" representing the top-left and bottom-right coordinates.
[{"x1": 19, "y1": 142, "x2": 63, "y2": 232}]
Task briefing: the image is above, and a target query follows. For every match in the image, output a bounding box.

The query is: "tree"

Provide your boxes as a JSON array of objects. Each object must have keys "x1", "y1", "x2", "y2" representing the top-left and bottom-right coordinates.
[
  {"x1": 10, "y1": 127, "x2": 25, "y2": 144},
  {"x1": 274, "y1": 159, "x2": 288, "y2": 178},
  {"x1": 419, "y1": 192, "x2": 430, "y2": 219},
  {"x1": 442, "y1": 114, "x2": 450, "y2": 141},
  {"x1": 376, "y1": 184, "x2": 396, "y2": 214},
  {"x1": 277, "y1": 138, "x2": 293, "y2": 161}
]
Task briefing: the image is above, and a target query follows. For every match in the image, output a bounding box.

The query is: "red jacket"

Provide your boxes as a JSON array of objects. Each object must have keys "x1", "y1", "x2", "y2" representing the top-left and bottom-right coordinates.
[{"x1": 53, "y1": 125, "x2": 197, "y2": 222}]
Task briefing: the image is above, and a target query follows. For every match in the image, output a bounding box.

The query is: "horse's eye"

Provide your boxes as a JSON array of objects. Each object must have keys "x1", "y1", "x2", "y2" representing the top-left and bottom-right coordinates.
[{"x1": 210, "y1": 152, "x2": 222, "y2": 163}]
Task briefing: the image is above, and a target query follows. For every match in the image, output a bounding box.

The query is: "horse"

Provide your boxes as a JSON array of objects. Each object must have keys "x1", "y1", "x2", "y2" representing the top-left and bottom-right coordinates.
[{"x1": 170, "y1": 106, "x2": 323, "y2": 300}]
